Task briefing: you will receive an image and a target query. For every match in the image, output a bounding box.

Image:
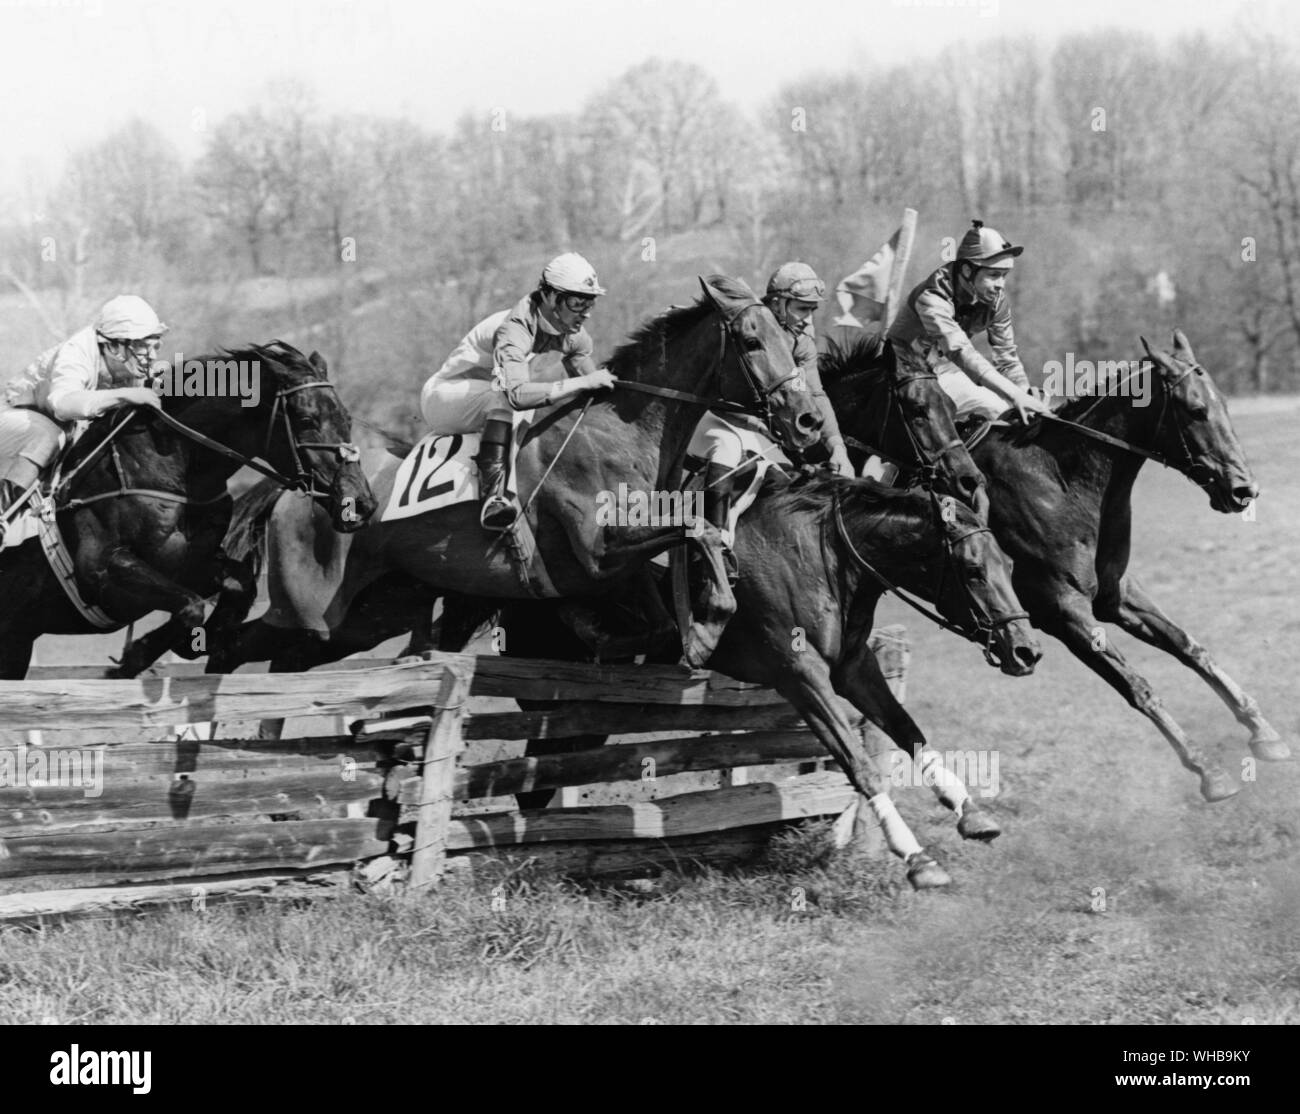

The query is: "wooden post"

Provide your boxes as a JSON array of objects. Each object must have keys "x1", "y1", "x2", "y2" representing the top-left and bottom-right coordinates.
[
  {"x1": 882, "y1": 208, "x2": 918, "y2": 332},
  {"x1": 409, "y1": 662, "x2": 474, "y2": 889}
]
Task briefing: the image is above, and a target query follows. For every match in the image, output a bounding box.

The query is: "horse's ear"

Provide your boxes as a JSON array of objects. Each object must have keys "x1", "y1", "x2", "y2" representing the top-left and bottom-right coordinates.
[
  {"x1": 1172, "y1": 329, "x2": 1193, "y2": 359},
  {"x1": 698, "y1": 276, "x2": 725, "y2": 311},
  {"x1": 309, "y1": 351, "x2": 328, "y2": 375}
]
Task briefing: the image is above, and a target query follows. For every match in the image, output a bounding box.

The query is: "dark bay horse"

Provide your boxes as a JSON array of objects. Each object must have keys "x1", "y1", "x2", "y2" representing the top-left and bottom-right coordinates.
[
  {"x1": 0, "y1": 341, "x2": 374, "y2": 679},
  {"x1": 820, "y1": 331, "x2": 1274, "y2": 802},
  {"x1": 423, "y1": 475, "x2": 1041, "y2": 889},
  {"x1": 208, "y1": 277, "x2": 824, "y2": 674}
]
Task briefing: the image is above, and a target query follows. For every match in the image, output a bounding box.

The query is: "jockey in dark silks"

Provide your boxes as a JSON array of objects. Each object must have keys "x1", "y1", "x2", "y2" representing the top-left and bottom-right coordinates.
[{"x1": 888, "y1": 220, "x2": 1050, "y2": 426}]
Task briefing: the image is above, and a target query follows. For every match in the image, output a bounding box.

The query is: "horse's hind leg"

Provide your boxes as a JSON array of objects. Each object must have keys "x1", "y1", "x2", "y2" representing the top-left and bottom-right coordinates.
[
  {"x1": 1027, "y1": 579, "x2": 1238, "y2": 802},
  {"x1": 834, "y1": 638, "x2": 1001, "y2": 842},
  {"x1": 776, "y1": 656, "x2": 949, "y2": 889},
  {"x1": 1096, "y1": 574, "x2": 1288, "y2": 762}
]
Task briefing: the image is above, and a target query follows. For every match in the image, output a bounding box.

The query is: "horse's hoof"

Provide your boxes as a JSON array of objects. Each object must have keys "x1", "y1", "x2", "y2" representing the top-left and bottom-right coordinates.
[
  {"x1": 1250, "y1": 736, "x2": 1292, "y2": 762},
  {"x1": 905, "y1": 851, "x2": 951, "y2": 890},
  {"x1": 1199, "y1": 769, "x2": 1241, "y2": 803},
  {"x1": 956, "y1": 801, "x2": 1002, "y2": 842}
]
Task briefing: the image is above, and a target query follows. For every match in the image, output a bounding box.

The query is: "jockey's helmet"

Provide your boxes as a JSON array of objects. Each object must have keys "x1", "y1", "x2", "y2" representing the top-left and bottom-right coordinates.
[
  {"x1": 95, "y1": 295, "x2": 168, "y2": 341},
  {"x1": 766, "y1": 262, "x2": 825, "y2": 304},
  {"x1": 540, "y1": 253, "x2": 607, "y2": 297},
  {"x1": 956, "y1": 221, "x2": 1022, "y2": 270}
]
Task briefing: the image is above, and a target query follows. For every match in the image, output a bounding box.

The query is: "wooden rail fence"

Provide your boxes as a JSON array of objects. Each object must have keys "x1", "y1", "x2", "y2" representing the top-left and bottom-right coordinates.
[{"x1": 0, "y1": 627, "x2": 909, "y2": 920}]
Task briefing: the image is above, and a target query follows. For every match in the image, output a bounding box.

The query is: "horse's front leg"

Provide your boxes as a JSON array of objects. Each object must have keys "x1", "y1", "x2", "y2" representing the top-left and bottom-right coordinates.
[
  {"x1": 193, "y1": 551, "x2": 261, "y2": 667},
  {"x1": 84, "y1": 549, "x2": 210, "y2": 678},
  {"x1": 1095, "y1": 574, "x2": 1288, "y2": 763},
  {"x1": 1022, "y1": 574, "x2": 1238, "y2": 802},
  {"x1": 775, "y1": 655, "x2": 950, "y2": 889},
  {"x1": 834, "y1": 634, "x2": 1002, "y2": 842}
]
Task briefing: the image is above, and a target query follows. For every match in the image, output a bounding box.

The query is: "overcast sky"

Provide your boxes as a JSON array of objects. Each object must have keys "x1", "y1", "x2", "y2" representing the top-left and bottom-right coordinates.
[{"x1": 0, "y1": 0, "x2": 1292, "y2": 203}]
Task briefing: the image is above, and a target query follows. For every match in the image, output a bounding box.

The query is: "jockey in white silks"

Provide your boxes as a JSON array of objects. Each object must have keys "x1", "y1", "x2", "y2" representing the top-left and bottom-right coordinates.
[
  {"x1": 687, "y1": 262, "x2": 852, "y2": 570},
  {"x1": 0, "y1": 294, "x2": 166, "y2": 536},
  {"x1": 418, "y1": 252, "x2": 617, "y2": 531}
]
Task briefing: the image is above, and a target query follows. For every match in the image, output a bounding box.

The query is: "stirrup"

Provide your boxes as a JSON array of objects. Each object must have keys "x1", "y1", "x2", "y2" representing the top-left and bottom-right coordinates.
[{"x1": 480, "y1": 494, "x2": 518, "y2": 532}]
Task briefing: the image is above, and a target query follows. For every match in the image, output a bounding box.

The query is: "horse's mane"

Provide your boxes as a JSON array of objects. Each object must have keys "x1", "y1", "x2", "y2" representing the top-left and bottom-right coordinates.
[
  {"x1": 605, "y1": 275, "x2": 755, "y2": 379},
  {"x1": 817, "y1": 335, "x2": 892, "y2": 394},
  {"x1": 769, "y1": 469, "x2": 914, "y2": 523},
  {"x1": 211, "y1": 339, "x2": 319, "y2": 380}
]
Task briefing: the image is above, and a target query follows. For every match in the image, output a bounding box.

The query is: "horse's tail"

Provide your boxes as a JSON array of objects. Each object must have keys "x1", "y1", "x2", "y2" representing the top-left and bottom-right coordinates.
[{"x1": 223, "y1": 477, "x2": 283, "y2": 580}]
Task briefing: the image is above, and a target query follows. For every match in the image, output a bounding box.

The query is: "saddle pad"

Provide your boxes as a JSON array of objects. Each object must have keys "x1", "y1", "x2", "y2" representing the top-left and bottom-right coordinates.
[{"x1": 381, "y1": 410, "x2": 534, "y2": 524}]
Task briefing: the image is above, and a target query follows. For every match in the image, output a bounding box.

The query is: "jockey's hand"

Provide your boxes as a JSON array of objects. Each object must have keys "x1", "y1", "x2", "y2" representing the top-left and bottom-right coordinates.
[
  {"x1": 1011, "y1": 388, "x2": 1050, "y2": 425},
  {"x1": 583, "y1": 369, "x2": 618, "y2": 392},
  {"x1": 827, "y1": 445, "x2": 854, "y2": 477},
  {"x1": 116, "y1": 387, "x2": 163, "y2": 410}
]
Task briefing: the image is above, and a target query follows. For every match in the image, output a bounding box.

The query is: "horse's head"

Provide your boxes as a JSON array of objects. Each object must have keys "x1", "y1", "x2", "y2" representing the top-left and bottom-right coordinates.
[
  {"x1": 1139, "y1": 332, "x2": 1259, "y2": 514},
  {"x1": 906, "y1": 491, "x2": 1041, "y2": 676},
  {"x1": 819, "y1": 336, "x2": 986, "y2": 512},
  {"x1": 699, "y1": 275, "x2": 823, "y2": 453},
  {"x1": 243, "y1": 342, "x2": 378, "y2": 532}
]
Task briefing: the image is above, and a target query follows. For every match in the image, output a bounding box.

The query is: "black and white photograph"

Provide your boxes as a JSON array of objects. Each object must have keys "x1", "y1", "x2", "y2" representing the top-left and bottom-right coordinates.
[{"x1": 0, "y1": 0, "x2": 1295, "y2": 1060}]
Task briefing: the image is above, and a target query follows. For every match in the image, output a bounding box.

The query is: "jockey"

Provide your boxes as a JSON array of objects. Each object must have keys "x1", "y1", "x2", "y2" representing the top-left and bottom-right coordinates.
[
  {"x1": 689, "y1": 262, "x2": 851, "y2": 567},
  {"x1": 0, "y1": 294, "x2": 165, "y2": 531},
  {"x1": 419, "y1": 252, "x2": 616, "y2": 531},
  {"x1": 888, "y1": 220, "x2": 1050, "y2": 427}
]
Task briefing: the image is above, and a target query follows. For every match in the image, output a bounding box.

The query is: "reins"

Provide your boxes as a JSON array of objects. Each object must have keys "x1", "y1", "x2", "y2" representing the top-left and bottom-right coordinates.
[
  {"x1": 830, "y1": 485, "x2": 1027, "y2": 664},
  {"x1": 53, "y1": 380, "x2": 360, "y2": 513}
]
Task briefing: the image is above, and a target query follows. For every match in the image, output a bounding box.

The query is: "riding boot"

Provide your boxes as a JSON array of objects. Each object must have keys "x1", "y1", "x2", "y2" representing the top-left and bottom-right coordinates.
[
  {"x1": 703, "y1": 462, "x2": 739, "y2": 584},
  {"x1": 475, "y1": 417, "x2": 517, "y2": 532}
]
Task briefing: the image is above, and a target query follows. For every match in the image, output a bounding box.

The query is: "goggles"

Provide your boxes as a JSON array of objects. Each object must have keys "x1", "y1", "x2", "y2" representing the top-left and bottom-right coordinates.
[
  {"x1": 783, "y1": 277, "x2": 825, "y2": 302},
  {"x1": 558, "y1": 293, "x2": 597, "y2": 313}
]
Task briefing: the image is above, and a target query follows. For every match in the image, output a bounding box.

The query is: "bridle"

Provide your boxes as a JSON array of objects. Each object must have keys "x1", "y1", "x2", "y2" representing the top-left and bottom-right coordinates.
[
  {"x1": 831, "y1": 484, "x2": 1028, "y2": 665},
  {"x1": 55, "y1": 380, "x2": 360, "y2": 512},
  {"x1": 1040, "y1": 358, "x2": 1220, "y2": 493},
  {"x1": 612, "y1": 301, "x2": 805, "y2": 431}
]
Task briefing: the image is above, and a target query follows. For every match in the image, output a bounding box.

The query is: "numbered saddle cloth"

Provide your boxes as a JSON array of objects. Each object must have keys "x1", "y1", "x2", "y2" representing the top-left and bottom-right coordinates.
[{"x1": 382, "y1": 410, "x2": 534, "y2": 523}]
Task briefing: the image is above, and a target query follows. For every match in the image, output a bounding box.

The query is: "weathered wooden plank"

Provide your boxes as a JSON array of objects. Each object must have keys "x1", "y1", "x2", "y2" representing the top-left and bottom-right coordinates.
[
  {"x1": 0, "y1": 657, "x2": 477, "y2": 730},
  {"x1": 444, "y1": 823, "x2": 789, "y2": 880},
  {"x1": 0, "y1": 768, "x2": 384, "y2": 833},
  {"x1": 439, "y1": 771, "x2": 853, "y2": 849},
  {"x1": 0, "y1": 873, "x2": 330, "y2": 924},
  {"x1": 0, "y1": 818, "x2": 389, "y2": 878},
  {"x1": 398, "y1": 730, "x2": 826, "y2": 802}
]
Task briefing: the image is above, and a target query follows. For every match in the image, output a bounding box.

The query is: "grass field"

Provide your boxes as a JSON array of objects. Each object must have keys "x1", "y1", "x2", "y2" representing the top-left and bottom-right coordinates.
[{"x1": 1, "y1": 400, "x2": 1297, "y2": 1025}]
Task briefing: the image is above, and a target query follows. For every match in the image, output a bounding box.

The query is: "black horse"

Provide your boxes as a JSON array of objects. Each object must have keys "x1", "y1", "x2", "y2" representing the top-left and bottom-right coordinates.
[
  {"x1": 0, "y1": 341, "x2": 375, "y2": 679},
  {"x1": 820, "y1": 331, "x2": 1272, "y2": 802}
]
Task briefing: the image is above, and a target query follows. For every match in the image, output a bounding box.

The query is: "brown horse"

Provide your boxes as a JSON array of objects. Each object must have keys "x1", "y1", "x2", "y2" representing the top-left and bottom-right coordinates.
[
  {"x1": 0, "y1": 341, "x2": 374, "y2": 680},
  {"x1": 821, "y1": 330, "x2": 1274, "y2": 801},
  {"x1": 209, "y1": 277, "x2": 824, "y2": 675}
]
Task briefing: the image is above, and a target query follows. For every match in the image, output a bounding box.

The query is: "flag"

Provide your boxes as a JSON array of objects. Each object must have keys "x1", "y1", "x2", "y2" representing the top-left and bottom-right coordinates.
[{"x1": 834, "y1": 226, "x2": 903, "y2": 329}]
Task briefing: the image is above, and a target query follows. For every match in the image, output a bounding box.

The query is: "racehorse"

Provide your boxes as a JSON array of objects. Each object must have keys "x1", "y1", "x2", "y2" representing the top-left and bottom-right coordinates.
[
  {"x1": 414, "y1": 474, "x2": 1041, "y2": 889},
  {"x1": 819, "y1": 330, "x2": 1274, "y2": 802},
  {"x1": 207, "y1": 277, "x2": 825, "y2": 675},
  {"x1": 0, "y1": 341, "x2": 374, "y2": 679}
]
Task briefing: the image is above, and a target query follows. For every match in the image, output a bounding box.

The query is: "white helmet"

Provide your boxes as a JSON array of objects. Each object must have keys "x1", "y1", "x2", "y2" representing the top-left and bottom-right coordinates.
[
  {"x1": 540, "y1": 253, "x2": 606, "y2": 297},
  {"x1": 95, "y1": 295, "x2": 168, "y2": 341}
]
